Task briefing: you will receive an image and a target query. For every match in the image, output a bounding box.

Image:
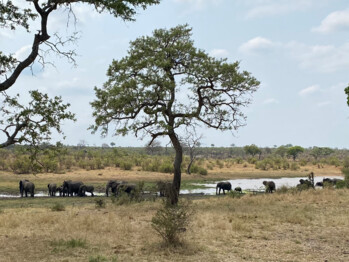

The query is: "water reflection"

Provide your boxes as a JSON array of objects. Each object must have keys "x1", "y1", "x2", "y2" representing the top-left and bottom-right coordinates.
[{"x1": 180, "y1": 176, "x2": 344, "y2": 195}]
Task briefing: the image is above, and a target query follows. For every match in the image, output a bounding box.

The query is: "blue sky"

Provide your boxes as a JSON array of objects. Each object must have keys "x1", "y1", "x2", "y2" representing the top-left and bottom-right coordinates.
[{"x1": 1, "y1": 0, "x2": 349, "y2": 148}]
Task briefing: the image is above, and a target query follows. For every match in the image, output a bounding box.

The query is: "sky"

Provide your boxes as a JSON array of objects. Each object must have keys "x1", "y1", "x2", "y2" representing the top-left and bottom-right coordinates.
[{"x1": 1, "y1": 0, "x2": 349, "y2": 148}]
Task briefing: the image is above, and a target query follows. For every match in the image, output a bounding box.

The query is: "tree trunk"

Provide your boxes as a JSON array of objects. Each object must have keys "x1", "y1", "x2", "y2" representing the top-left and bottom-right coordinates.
[
  {"x1": 187, "y1": 151, "x2": 194, "y2": 175},
  {"x1": 169, "y1": 132, "x2": 182, "y2": 205}
]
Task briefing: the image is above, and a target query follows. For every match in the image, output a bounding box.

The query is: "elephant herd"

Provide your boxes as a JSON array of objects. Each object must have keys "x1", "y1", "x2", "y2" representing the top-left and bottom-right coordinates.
[
  {"x1": 19, "y1": 179, "x2": 137, "y2": 198},
  {"x1": 216, "y1": 180, "x2": 276, "y2": 195}
]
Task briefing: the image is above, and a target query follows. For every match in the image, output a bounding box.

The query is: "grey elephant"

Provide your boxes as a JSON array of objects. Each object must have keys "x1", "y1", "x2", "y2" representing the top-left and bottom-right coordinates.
[
  {"x1": 263, "y1": 181, "x2": 276, "y2": 193},
  {"x1": 19, "y1": 180, "x2": 35, "y2": 197},
  {"x1": 62, "y1": 180, "x2": 83, "y2": 196},
  {"x1": 234, "y1": 187, "x2": 242, "y2": 193},
  {"x1": 78, "y1": 185, "x2": 94, "y2": 197},
  {"x1": 216, "y1": 181, "x2": 232, "y2": 195},
  {"x1": 117, "y1": 183, "x2": 136, "y2": 196},
  {"x1": 47, "y1": 183, "x2": 57, "y2": 196},
  {"x1": 297, "y1": 179, "x2": 313, "y2": 189},
  {"x1": 56, "y1": 185, "x2": 67, "y2": 196},
  {"x1": 106, "y1": 180, "x2": 125, "y2": 197}
]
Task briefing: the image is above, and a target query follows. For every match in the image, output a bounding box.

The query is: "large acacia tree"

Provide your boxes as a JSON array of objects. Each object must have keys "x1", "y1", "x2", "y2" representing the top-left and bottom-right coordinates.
[
  {"x1": 0, "y1": 0, "x2": 159, "y2": 149},
  {"x1": 91, "y1": 25, "x2": 260, "y2": 204}
]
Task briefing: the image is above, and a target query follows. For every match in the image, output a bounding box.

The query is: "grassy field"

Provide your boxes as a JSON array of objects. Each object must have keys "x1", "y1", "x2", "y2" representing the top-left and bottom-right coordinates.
[
  {"x1": 0, "y1": 188, "x2": 348, "y2": 261},
  {"x1": 0, "y1": 163, "x2": 343, "y2": 194}
]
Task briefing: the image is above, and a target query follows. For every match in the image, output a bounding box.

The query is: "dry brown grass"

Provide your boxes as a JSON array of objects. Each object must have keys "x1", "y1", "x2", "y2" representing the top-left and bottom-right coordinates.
[
  {"x1": 0, "y1": 163, "x2": 342, "y2": 193},
  {"x1": 0, "y1": 188, "x2": 349, "y2": 261}
]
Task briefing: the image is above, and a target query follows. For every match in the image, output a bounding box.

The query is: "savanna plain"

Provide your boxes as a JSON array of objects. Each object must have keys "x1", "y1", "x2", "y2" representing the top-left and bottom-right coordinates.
[{"x1": 0, "y1": 158, "x2": 348, "y2": 262}]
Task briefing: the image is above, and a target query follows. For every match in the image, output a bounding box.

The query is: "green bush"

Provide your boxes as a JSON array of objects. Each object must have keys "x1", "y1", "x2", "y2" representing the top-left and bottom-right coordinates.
[
  {"x1": 290, "y1": 162, "x2": 299, "y2": 171},
  {"x1": 151, "y1": 201, "x2": 192, "y2": 246},
  {"x1": 95, "y1": 199, "x2": 106, "y2": 209},
  {"x1": 10, "y1": 156, "x2": 32, "y2": 174},
  {"x1": 121, "y1": 161, "x2": 133, "y2": 170},
  {"x1": 247, "y1": 157, "x2": 257, "y2": 164},
  {"x1": 198, "y1": 167, "x2": 208, "y2": 176},
  {"x1": 51, "y1": 203, "x2": 65, "y2": 212}
]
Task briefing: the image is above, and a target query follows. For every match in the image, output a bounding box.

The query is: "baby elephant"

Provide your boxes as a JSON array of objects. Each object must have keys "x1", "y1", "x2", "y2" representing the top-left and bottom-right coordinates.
[
  {"x1": 78, "y1": 185, "x2": 94, "y2": 197},
  {"x1": 263, "y1": 181, "x2": 276, "y2": 193},
  {"x1": 234, "y1": 187, "x2": 242, "y2": 193},
  {"x1": 216, "y1": 181, "x2": 232, "y2": 195},
  {"x1": 47, "y1": 183, "x2": 57, "y2": 196}
]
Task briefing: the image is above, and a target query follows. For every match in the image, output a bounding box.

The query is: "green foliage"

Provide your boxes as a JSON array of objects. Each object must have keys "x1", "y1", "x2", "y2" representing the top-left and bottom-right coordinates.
[
  {"x1": 89, "y1": 255, "x2": 118, "y2": 262},
  {"x1": 287, "y1": 146, "x2": 304, "y2": 161},
  {"x1": 310, "y1": 147, "x2": 334, "y2": 160},
  {"x1": 228, "y1": 190, "x2": 243, "y2": 198},
  {"x1": 290, "y1": 162, "x2": 300, "y2": 171},
  {"x1": 95, "y1": 199, "x2": 106, "y2": 209},
  {"x1": 345, "y1": 84, "x2": 349, "y2": 106},
  {"x1": 244, "y1": 144, "x2": 261, "y2": 157},
  {"x1": 120, "y1": 161, "x2": 133, "y2": 170},
  {"x1": 51, "y1": 238, "x2": 87, "y2": 252},
  {"x1": 151, "y1": 201, "x2": 192, "y2": 245},
  {"x1": 51, "y1": 203, "x2": 65, "y2": 212}
]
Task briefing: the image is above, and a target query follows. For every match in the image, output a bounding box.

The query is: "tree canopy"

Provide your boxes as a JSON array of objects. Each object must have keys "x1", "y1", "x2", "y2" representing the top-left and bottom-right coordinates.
[
  {"x1": 287, "y1": 146, "x2": 304, "y2": 161},
  {"x1": 244, "y1": 144, "x2": 262, "y2": 157},
  {"x1": 0, "y1": 0, "x2": 160, "y2": 150},
  {"x1": 91, "y1": 24, "x2": 260, "y2": 203}
]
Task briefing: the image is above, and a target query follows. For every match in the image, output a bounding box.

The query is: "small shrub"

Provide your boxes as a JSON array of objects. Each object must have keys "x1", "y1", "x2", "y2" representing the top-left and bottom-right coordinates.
[
  {"x1": 151, "y1": 201, "x2": 192, "y2": 246},
  {"x1": 229, "y1": 190, "x2": 243, "y2": 198},
  {"x1": 290, "y1": 162, "x2": 299, "y2": 171},
  {"x1": 235, "y1": 157, "x2": 243, "y2": 164},
  {"x1": 89, "y1": 255, "x2": 118, "y2": 262},
  {"x1": 95, "y1": 199, "x2": 106, "y2": 209},
  {"x1": 335, "y1": 180, "x2": 346, "y2": 189},
  {"x1": 51, "y1": 203, "x2": 65, "y2": 212},
  {"x1": 198, "y1": 167, "x2": 208, "y2": 176},
  {"x1": 276, "y1": 185, "x2": 289, "y2": 194},
  {"x1": 121, "y1": 161, "x2": 132, "y2": 170},
  {"x1": 50, "y1": 238, "x2": 87, "y2": 252}
]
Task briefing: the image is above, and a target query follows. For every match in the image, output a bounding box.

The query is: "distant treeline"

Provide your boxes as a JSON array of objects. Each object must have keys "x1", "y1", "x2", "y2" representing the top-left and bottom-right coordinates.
[{"x1": 0, "y1": 144, "x2": 348, "y2": 175}]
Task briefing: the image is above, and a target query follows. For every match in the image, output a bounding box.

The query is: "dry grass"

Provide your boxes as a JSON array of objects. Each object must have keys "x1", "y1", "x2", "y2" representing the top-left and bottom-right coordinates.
[
  {"x1": 0, "y1": 163, "x2": 342, "y2": 193},
  {"x1": 0, "y1": 189, "x2": 349, "y2": 261}
]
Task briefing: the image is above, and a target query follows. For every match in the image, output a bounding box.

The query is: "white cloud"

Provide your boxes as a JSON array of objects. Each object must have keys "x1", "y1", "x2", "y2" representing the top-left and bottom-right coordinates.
[
  {"x1": 317, "y1": 101, "x2": 331, "y2": 107},
  {"x1": 287, "y1": 42, "x2": 349, "y2": 73},
  {"x1": 244, "y1": 0, "x2": 321, "y2": 19},
  {"x1": 14, "y1": 45, "x2": 32, "y2": 61},
  {"x1": 209, "y1": 49, "x2": 229, "y2": 58},
  {"x1": 312, "y1": 9, "x2": 349, "y2": 33},
  {"x1": 263, "y1": 98, "x2": 279, "y2": 105},
  {"x1": 299, "y1": 85, "x2": 320, "y2": 97},
  {"x1": 239, "y1": 37, "x2": 277, "y2": 54}
]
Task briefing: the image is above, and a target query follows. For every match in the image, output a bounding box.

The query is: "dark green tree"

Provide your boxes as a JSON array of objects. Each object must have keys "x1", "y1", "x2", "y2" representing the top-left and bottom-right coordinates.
[
  {"x1": 287, "y1": 146, "x2": 304, "y2": 161},
  {"x1": 244, "y1": 144, "x2": 262, "y2": 157},
  {"x1": 91, "y1": 25, "x2": 260, "y2": 204},
  {"x1": 0, "y1": 91, "x2": 75, "y2": 148},
  {"x1": 310, "y1": 146, "x2": 334, "y2": 160},
  {"x1": 0, "y1": 0, "x2": 160, "y2": 148},
  {"x1": 1, "y1": 0, "x2": 160, "y2": 91},
  {"x1": 345, "y1": 84, "x2": 349, "y2": 106}
]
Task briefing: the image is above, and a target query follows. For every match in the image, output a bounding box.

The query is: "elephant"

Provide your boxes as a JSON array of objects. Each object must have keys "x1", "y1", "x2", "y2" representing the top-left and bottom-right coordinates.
[
  {"x1": 117, "y1": 183, "x2": 136, "y2": 196},
  {"x1": 263, "y1": 181, "x2": 276, "y2": 193},
  {"x1": 315, "y1": 182, "x2": 323, "y2": 187},
  {"x1": 62, "y1": 180, "x2": 83, "y2": 196},
  {"x1": 57, "y1": 185, "x2": 67, "y2": 196},
  {"x1": 105, "y1": 180, "x2": 125, "y2": 197},
  {"x1": 19, "y1": 180, "x2": 35, "y2": 197},
  {"x1": 216, "y1": 181, "x2": 232, "y2": 195},
  {"x1": 47, "y1": 183, "x2": 57, "y2": 196},
  {"x1": 323, "y1": 178, "x2": 343, "y2": 187},
  {"x1": 78, "y1": 185, "x2": 94, "y2": 197},
  {"x1": 156, "y1": 181, "x2": 172, "y2": 197},
  {"x1": 296, "y1": 179, "x2": 313, "y2": 190},
  {"x1": 234, "y1": 187, "x2": 242, "y2": 193}
]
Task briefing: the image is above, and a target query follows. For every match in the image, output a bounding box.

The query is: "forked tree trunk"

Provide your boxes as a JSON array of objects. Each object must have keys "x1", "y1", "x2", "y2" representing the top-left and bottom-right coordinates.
[{"x1": 169, "y1": 133, "x2": 182, "y2": 205}]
